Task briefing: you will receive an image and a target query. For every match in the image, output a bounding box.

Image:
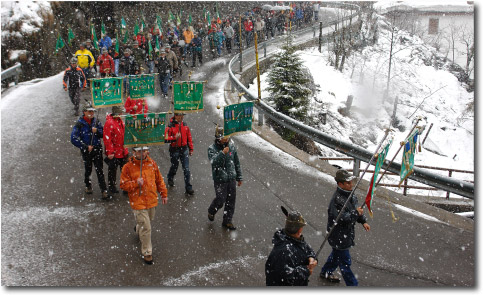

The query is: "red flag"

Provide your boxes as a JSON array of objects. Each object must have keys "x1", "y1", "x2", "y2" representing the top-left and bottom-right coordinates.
[{"x1": 365, "y1": 175, "x2": 375, "y2": 218}]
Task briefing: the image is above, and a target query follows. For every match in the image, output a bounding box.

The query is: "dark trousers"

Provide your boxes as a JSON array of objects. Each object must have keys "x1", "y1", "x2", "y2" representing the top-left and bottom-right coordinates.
[
  {"x1": 81, "y1": 148, "x2": 107, "y2": 191},
  {"x1": 208, "y1": 180, "x2": 237, "y2": 224},
  {"x1": 321, "y1": 249, "x2": 358, "y2": 286},
  {"x1": 68, "y1": 87, "x2": 81, "y2": 113},
  {"x1": 106, "y1": 156, "x2": 127, "y2": 188},
  {"x1": 192, "y1": 50, "x2": 202, "y2": 66},
  {"x1": 226, "y1": 38, "x2": 232, "y2": 53},
  {"x1": 167, "y1": 146, "x2": 192, "y2": 191}
]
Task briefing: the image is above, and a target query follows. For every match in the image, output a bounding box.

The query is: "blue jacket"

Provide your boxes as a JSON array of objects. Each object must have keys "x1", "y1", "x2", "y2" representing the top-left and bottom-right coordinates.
[
  {"x1": 191, "y1": 37, "x2": 202, "y2": 51},
  {"x1": 327, "y1": 187, "x2": 367, "y2": 250},
  {"x1": 99, "y1": 36, "x2": 112, "y2": 50},
  {"x1": 208, "y1": 140, "x2": 242, "y2": 183},
  {"x1": 71, "y1": 116, "x2": 104, "y2": 153}
]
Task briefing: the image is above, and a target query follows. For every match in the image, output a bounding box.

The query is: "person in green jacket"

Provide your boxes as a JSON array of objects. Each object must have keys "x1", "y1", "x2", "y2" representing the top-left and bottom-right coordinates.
[{"x1": 207, "y1": 127, "x2": 243, "y2": 230}]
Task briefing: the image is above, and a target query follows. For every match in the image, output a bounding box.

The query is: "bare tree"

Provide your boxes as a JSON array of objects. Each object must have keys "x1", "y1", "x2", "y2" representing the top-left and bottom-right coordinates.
[{"x1": 458, "y1": 23, "x2": 474, "y2": 78}]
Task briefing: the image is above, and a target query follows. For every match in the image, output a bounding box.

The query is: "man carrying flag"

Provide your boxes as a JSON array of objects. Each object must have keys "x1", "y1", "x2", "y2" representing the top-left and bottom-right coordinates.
[
  {"x1": 365, "y1": 140, "x2": 392, "y2": 217},
  {"x1": 319, "y1": 169, "x2": 370, "y2": 286}
]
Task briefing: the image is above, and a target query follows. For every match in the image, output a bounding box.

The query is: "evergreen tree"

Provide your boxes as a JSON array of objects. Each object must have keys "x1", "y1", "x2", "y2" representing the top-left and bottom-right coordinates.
[{"x1": 267, "y1": 37, "x2": 312, "y2": 123}]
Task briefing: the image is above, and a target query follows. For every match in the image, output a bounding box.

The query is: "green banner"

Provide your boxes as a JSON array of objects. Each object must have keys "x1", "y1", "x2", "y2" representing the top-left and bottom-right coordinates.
[
  {"x1": 124, "y1": 113, "x2": 167, "y2": 147},
  {"x1": 223, "y1": 102, "x2": 254, "y2": 137},
  {"x1": 173, "y1": 81, "x2": 204, "y2": 112},
  {"x1": 129, "y1": 74, "x2": 156, "y2": 99},
  {"x1": 91, "y1": 77, "x2": 123, "y2": 108},
  {"x1": 399, "y1": 129, "x2": 420, "y2": 186}
]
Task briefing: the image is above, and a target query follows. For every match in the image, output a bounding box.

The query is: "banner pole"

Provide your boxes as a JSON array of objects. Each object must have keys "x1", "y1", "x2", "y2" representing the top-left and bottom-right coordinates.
[
  {"x1": 139, "y1": 147, "x2": 144, "y2": 197},
  {"x1": 315, "y1": 128, "x2": 390, "y2": 259}
]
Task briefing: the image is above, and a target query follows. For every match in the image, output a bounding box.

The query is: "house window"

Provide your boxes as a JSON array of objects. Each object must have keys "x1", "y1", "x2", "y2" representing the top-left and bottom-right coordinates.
[{"x1": 428, "y1": 18, "x2": 439, "y2": 35}]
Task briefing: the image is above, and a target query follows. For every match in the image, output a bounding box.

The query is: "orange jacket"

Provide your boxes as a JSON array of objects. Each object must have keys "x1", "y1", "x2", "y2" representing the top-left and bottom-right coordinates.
[{"x1": 120, "y1": 155, "x2": 168, "y2": 210}]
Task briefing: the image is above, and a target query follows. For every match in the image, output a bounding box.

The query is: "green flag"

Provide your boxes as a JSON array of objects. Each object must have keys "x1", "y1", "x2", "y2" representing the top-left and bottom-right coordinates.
[
  {"x1": 169, "y1": 11, "x2": 174, "y2": 22},
  {"x1": 67, "y1": 27, "x2": 75, "y2": 45},
  {"x1": 176, "y1": 14, "x2": 181, "y2": 26},
  {"x1": 155, "y1": 36, "x2": 160, "y2": 54},
  {"x1": 55, "y1": 33, "x2": 64, "y2": 54},
  {"x1": 91, "y1": 24, "x2": 99, "y2": 50},
  {"x1": 223, "y1": 102, "x2": 254, "y2": 137},
  {"x1": 91, "y1": 77, "x2": 123, "y2": 107},
  {"x1": 134, "y1": 21, "x2": 139, "y2": 36},
  {"x1": 173, "y1": 82, "x2": 204, "y2": 113},
  {"x1": 189, "y1": 13, "x2": 192, "y2": 25},
  {"x1": 141, "y1": 13, "x2": 146, "y2": 32},
  {"x1": 207, "y1": 11, "x2": 211, "y2": 25},
  {"x1": 121, "y1": 17, "x2": 127, "y2": 29},
  {"x1": 101, "y1": 21, "x2": 106, "y2": 38},
  {"x1": 399, "y1": 128, "x2": 421, "y2": 186}
]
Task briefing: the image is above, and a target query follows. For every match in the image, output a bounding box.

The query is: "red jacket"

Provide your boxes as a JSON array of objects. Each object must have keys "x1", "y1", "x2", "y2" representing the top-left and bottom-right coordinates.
[
  {"x1": 166, "y1": 117, "x2": 193, "y2": 151},
  {"x1": 124, "y1": 97, "x2": 148, "y2": 115},
  {"x1": 97, "y1": 53, "x2": 115, "y2": 75},
  {"x1": 103, "y1": 114, "x2": 129, "y2": 158},
  {"x1": 244, "y1": 20, "x2": 253, "y2": 32}
]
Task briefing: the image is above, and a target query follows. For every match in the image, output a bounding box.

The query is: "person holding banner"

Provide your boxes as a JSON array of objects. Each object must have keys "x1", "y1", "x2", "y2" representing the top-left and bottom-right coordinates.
[
  {"x1": 103, "y1": 106, "x2": 129, "y2": 196},
  {"x1": 207, "y1": 127, "x2": 243, "y2": 230},
  {"x1": 124, "y1": 96, "x2": 148, "y2": 115},
  {"x1": 319, "y1": 169, "x2": 370, "y2": 286},
  {"x1": 70, "y1": 105, "x2": 109, "y2": 200},
  {"x1": 120, "y1": 146, "x2": 168, "y2": 265},
  {"x1": 63, "y1": 57, "x2": 86, "y2": 116},
  {"x1": 165, "y1": 113, "x2": 194, "y2": 195}
]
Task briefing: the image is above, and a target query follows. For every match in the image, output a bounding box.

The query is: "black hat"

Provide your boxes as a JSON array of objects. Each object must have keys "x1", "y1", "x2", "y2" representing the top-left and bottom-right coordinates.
[
  {"x1": 215, "y1": 126, "x2": 224, "y2": 139},
  {"x1": 285, "y1": 210, "x2": 306, "y2": 234},
  {"x1": 334, "y1": 169, "x2": 356, "y2": 183},
  {"x1": 111, "y1": 106, "x2": 124, "y2": 115}
]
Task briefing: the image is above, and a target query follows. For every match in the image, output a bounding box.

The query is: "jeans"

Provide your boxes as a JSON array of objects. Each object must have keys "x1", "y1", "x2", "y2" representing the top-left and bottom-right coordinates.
[
  {"x1": 114, "y1": 59, "x2": 119, "y2": 76},
  {"x1": 225, "y1": 38, "x2": 232, "y2": 53},
  {"x1": 81, "y1": 148, "x2": 107, "y2": 191},
  {"x1": 147, "y1": 60, "x2": 155, "y2": 74},
  {"x1": 208, "y1": 180, "x2": 237, "y2": 224},
  {"x1": 123, "y1": 75, "x2": 130, "y2": 96},
  {"x1": 167, "y1": 146, "x2": 192, "y2": 191},
  {"x1": 159, "y1": 74, "x2": 170, "y2": 95},
  {"x1": 321, "y1": 249, "x2": 358, "y2": 286}
]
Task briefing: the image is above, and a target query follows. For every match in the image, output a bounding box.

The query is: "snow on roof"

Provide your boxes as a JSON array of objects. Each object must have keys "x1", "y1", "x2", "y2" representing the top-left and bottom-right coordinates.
[{"x1": 374, "y1": 0, "x2": 474, "y2": 13}]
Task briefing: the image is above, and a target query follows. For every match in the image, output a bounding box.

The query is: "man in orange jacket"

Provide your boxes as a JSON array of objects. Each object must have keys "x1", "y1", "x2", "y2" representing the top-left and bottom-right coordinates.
[{"x1": 120, "y1": 146, "x2": 168, "y2": 265}]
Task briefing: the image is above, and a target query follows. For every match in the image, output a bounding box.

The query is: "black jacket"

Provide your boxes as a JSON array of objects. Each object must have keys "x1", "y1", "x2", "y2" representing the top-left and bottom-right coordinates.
[
  {"x1": 63, "y1": 66, "x2": 86, "y2": 89},
  {"x1": 265, "y1": 229, "x2": 316, "y2": 286},
  {"x1": 327, "y1": 187, "x2": 367, "y2": 250},
  {"x1": 156, "y1": 56, "x2": 171, "y2": 76},
  {"x1": 119, "y1": 55, "x2": 138, "y2": 75}
]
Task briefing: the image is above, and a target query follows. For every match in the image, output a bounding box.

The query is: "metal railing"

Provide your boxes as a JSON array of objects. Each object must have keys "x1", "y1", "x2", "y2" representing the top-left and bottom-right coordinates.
[
  {"x1": 227, "y1": 5, "x2": 474, "y2": 199},
  {"x1": 1, "y1": 63, "x2": 22, "y2": 88}
]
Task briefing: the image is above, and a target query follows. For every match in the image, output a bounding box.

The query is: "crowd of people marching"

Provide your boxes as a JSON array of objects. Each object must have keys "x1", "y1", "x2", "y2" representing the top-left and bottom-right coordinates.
[{"x1": 62, "y1": 2, "x2": 371, "y2": 287}]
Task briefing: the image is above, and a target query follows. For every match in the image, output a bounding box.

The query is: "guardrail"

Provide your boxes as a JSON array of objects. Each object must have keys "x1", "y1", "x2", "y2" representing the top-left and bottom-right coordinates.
[
  {"x1": 227, "y1": 5, "x2": 474, "y2": 199},
  {"x1": 1, "y1": 63, "x2": 22, "y2": 88}
]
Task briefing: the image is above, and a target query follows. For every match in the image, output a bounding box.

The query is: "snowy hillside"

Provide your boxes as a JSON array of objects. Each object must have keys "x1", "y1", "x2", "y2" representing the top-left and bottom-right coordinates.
[{"x1": 248, "y1": 14, "x2": 474, "y2": 197}]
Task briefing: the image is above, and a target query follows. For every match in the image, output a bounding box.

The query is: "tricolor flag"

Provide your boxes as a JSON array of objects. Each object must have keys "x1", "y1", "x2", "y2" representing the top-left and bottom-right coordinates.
[
  {"x1": 148, "y1": 38, "x2": 153, "y2": 59},
  {"x1": 169, "y1": 11, "x2": 175, "y2": 22},
  {"x1": 101, "y1": 21, "x2": 106, "y2": 39},
  {"x1": 365, "y1": 139, "x2": 393, "y2": 218},
  {"x1": 156, "y1": 15, "x2": 163, "y2": 34},
  {"x1": 121, "y1": 17, "x2": 127, "y2": 30},
  {"x1": 90, "y1": 23, "x2": 99, "y2": 50},
  {"x1": 134, "y1": 21, "x2": 140, "y2": 36}
]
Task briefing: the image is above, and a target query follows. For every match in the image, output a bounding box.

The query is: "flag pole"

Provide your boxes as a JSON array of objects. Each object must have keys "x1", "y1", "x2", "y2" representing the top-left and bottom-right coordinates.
[
  {"x1": 375, "y1": 117, "x2": 422, "y2": 187},
  {"x1": 315, "y1": 128, "x2": 391, "y2": 259}
]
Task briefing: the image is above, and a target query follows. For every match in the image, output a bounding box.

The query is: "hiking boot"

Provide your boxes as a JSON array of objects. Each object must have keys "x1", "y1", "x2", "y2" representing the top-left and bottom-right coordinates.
[
  {"x1": 85, "y1": 185, "x2": 93, "y2": 194},
  {"x1": 109, "y1": 186, "x2": 120, "y2": 194},
  {"x1": 320, "y1": 272, "x2": 341, "y2": 283},
  {"x1": 208, "y1": 213, "x2": 215, "y2": 222},
  {"x1": 143, "y1": 255, "x2": 153, "y2": 265},
  {"x1": 101, "y1": 191, "x2": 110, "y2": 200},
  {"x1": 185, "y1": 188, "x2": 195, "y2": 195},
  {"x1": 168, "y1": 179, "x2": 174, "y2": 187},
  {"x1": 222, "y1": 223, "x2": 236, "y2": 230}
]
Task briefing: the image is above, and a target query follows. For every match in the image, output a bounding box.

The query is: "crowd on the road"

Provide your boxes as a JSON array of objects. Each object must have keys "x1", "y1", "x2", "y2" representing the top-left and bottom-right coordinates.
[{"x1": 62, "y1": 2, "x2": 371, "y2": 286}]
